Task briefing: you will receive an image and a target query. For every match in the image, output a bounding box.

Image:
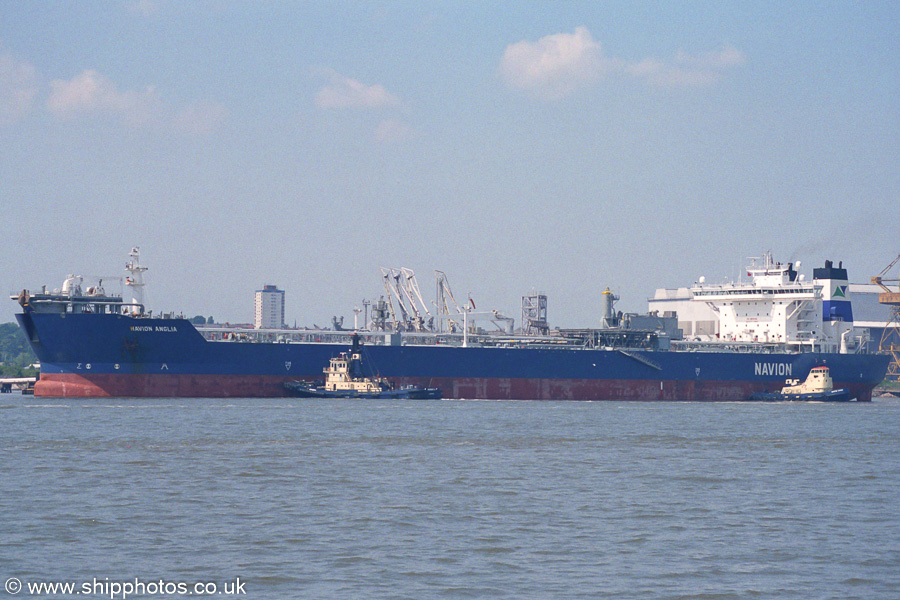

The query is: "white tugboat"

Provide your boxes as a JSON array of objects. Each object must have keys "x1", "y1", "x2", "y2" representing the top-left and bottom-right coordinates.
[
  {"x1": 284, "y1": 334, "x2": 441, "y2": 399},
  {"x1": 749, "y1": 366, "x2": 853, "y2": 402}
]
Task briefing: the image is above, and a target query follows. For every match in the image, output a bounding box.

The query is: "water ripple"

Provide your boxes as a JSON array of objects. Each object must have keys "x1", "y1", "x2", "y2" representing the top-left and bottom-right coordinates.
[{"x1": 1, "y1": 397, "x2": 898, "y2": 599}]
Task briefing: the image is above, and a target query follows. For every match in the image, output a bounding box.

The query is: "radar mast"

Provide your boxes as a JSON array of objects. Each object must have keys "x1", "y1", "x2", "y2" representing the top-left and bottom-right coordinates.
[{"x1": 124, "y1": 247, "x2": 147, "y2": 313}]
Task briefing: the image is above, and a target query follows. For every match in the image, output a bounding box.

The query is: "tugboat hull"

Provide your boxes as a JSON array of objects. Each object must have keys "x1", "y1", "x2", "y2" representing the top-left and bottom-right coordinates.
[
  {"x1": 284, "y1": 381, "x2": 441, "y2": 399},
  {"x1": 748, "y1": 388, "x2": 853, "y2": 402}
]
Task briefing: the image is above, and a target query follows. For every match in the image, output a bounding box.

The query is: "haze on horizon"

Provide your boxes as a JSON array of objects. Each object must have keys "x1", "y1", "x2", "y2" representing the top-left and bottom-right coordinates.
[{"x1": 1, "y1": 2, "x2": 897, "y2": 328}]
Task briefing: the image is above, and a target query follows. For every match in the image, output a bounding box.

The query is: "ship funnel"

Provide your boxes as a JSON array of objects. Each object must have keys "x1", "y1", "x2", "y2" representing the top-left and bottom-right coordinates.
[{"x1": 600, "y1": 287, "x2": 620, "y2": 328}]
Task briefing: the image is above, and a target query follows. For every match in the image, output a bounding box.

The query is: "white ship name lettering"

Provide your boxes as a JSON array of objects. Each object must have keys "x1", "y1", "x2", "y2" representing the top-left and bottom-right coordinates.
[
  {"x1": 129, "y1": 326, "x2": 178, "y2": 332},
  {"x1": 754, "y1": 362, "x2": 792, "y2": 377}
]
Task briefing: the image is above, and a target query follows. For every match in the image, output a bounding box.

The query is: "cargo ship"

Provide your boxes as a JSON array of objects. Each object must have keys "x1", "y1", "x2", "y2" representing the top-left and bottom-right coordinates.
[{"x1": 11, "y1": 249, "x2": 890, "y2": 400}]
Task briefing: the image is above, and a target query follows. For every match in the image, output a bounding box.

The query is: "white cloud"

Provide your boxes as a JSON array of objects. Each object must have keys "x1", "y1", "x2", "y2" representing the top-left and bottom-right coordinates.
[
  {"x1": 0, "y1": 52, "x2": 38, "y2": 125},
  {"x1": 628, "y1": 46, "x2": 746, "y2": 88},
  {"x1": 374, "y1": 118, "x2": 414, "y2": 143},
  {"x1": 500, "y1": 26, "x2": 609, "y2": 100},
  {"x1": 46, "y1": 68, "x2": 227, "y2": 133},
  {"x1": 690, "y1": 46, "x2": 746, "y2": 70},
  {"x1": 315, "y1": 72, "x2": 400, "y2": 109},
  {"x1": 501, "y1": 28, "x2": 745, "y2": 98},
  {"x1": 174, "y1": 100, "x2": 229, "y2": 135},
  {"x1": 47, "y1": 69, "x2": 163, "y2": 125}
]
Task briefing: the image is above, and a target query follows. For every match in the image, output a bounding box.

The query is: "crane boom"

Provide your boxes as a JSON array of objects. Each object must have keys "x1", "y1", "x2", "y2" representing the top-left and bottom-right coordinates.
[
  {"x1": 872, "y1": 254, "x2": 900, "y2": 382},
  {"x1": 872, "y1": 253, "x2": 900, "y2": 294}
]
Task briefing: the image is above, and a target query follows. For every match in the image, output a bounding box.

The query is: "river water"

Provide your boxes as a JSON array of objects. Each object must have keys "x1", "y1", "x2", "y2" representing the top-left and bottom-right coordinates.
[{"x1": 2, "y1": 395, "x2": 899, "y2": 599}]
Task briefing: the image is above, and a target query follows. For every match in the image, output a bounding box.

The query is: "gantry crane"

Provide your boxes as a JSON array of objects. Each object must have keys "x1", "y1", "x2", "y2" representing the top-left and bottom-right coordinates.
[{"x1": 872, "y1": 254, "x2": 900, "y2": 381}]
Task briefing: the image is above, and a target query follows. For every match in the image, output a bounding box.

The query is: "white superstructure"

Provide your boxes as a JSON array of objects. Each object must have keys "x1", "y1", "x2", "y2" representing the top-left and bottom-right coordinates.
[
  {"x1": 254, "y1": 284, "x2": 285, "y2": 329},
  {"x1": 321, "y1": 351, "x2": 388, "y2": 393},
  {"x1": 781, "y1": 366, "x2": 835, "y2": 395},
  {"x1": 651, "y1": 253, "x2": 863, "y2": 353}
]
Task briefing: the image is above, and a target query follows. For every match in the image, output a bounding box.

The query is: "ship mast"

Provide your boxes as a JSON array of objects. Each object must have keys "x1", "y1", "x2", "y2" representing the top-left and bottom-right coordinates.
[{"x1": 124, "y1": 247, "x2": 147, "y2": 314}]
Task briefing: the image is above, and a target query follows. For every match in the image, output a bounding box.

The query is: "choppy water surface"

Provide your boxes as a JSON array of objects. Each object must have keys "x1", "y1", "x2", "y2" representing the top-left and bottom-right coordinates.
[{"x1": 1, "y1": 396, "x2": 899, "y2": 599}]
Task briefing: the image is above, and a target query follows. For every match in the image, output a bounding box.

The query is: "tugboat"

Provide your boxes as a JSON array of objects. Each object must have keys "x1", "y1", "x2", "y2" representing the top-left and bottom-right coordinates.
[
  {"x1": 284, "y1": 334, "x2": 441, "y2": 399},
  {"x1": 749, "y1": 366, "x2": 853, "y2": 402}
]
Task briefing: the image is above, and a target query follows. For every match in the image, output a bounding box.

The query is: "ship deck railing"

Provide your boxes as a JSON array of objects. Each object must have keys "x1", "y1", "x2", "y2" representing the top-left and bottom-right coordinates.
[
  {"x1": 671, "y1": 340, "x2": 792, "y2": 353},
  {"x1": 192, "y1": 325, "x2": 880, "y2": 355},
  {"x1": 195, "y1": 326, "x2": 591, "y2": 348},
  {"x1": 691, "y1": 284, "x2": 818, "y2": 296}
]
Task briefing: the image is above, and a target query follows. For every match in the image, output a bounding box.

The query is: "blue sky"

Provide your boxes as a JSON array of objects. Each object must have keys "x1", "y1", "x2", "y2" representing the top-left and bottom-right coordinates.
[{"x1": 1, "y1": 1, "x2": 898, "y2": 328}]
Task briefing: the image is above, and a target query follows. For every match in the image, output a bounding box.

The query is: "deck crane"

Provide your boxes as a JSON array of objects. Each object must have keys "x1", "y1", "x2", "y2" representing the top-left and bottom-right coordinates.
[
  {"x1": 380, "y1": 267, "x2": 407, "y2": 331},
  {"x1": 488, "y1": 310, "x2": 516, "y2": 333},
  {"x1": 379, "y1": 267, "x2": 433, "y2": 332},
  {"x1": 432, "y1": 270, "x2": 515, "y2": 335},
  {"x1": 399, "y1": 268, "x2": 432, "y2": 332},
  {"x1": 872, "y1": 253, "x2": 900, "y2": 381},
  {"x1": 435, "y1": 270, "x2": 464, "y2": 332}
]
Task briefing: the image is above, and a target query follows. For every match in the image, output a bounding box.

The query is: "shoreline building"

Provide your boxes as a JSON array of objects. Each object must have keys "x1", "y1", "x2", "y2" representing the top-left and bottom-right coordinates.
[{"x1": 255, "y1": 285, "x2": 285, "y2": 329}]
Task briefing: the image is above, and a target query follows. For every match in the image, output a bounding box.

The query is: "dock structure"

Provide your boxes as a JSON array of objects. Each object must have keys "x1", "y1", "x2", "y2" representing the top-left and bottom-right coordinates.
[{"x1": 0, "y1": 377, "x2": 37, "y2": 392}]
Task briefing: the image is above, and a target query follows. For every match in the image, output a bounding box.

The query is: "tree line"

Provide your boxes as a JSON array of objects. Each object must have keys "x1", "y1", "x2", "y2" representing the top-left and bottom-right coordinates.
[{"x1": 0, "y1": 323, "x2": 38, "y2": 377}]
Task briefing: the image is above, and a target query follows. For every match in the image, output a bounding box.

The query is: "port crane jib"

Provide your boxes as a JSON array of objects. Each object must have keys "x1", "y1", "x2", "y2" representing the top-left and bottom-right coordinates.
[
  {"x1": 872, "y1": 253, "x2": 900, "y2": 382},
  {"x1": 379, "y1": 267, "x2": 432, "y2": 332}
]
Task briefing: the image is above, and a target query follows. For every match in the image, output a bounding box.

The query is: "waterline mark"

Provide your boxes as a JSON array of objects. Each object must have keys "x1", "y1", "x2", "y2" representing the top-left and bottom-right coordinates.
[{"x1": 4, "y1": 576, "x2": 246, "y2": 599}]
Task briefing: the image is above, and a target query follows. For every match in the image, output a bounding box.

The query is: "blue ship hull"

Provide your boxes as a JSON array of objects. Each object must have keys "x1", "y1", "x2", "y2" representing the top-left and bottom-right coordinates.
[{"x1": 17, "y1": 312, "x2": 891, "y2": 400}]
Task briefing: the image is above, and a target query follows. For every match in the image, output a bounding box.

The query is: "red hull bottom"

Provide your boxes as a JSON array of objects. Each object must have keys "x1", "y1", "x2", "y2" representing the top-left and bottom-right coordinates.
[{"x1": 33, "y1": 373, "x2": 875, "y2": 402}]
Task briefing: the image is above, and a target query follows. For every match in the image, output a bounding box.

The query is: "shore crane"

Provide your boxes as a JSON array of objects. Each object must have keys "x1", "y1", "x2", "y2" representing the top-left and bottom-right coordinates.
[{"x1": 872, "y1": 254, "x2": 900, "y2": 381}]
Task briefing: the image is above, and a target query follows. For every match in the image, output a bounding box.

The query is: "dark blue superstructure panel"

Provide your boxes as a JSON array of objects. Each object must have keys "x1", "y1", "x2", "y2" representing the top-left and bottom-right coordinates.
[{"x1": 822, "y1": 299, "x2": 853, "y2": 323}]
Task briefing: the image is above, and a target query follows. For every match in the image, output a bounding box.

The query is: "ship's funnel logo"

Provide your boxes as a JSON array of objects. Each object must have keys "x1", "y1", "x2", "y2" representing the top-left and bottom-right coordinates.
[
  {"x1": 833, "y1": 285, "x2": 847, "y2": 298},
  {"x1": 285, "y1": 361, "x2": 292, "y2": 371}
]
